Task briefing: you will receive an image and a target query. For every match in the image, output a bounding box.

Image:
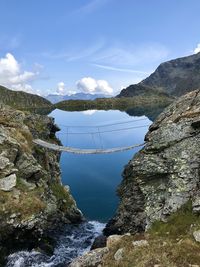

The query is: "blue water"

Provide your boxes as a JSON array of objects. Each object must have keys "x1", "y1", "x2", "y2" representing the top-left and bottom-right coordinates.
[
  {"x1": 7, "y1": 109, "x2": 151, "y2": 267},
  {"x1": 49, "y1": 109, "x2": 151, "y2": 222}
]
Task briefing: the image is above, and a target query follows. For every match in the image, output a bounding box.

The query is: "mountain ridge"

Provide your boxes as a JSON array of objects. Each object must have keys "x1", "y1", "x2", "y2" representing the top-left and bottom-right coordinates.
[
  {"x1": 0, "y1": 85, "x2": 52, "y2": 110},
  {"x1": 118, "y1": 52, "x2": 200, "y2": 98},
  {"x1": 46, "y1": 92, "x2": 110, "y2": 104}
]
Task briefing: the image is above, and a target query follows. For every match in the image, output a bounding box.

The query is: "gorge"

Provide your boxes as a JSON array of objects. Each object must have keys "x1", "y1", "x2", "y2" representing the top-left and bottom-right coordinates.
[{"x1": 1, "y1": 52, "x2": 200, "y2": 266}]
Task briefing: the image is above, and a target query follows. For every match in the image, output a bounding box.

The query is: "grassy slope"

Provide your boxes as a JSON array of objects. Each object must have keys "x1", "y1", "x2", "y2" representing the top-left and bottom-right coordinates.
[
  {"x1": 0, "y1": 85, "x2": 52, "y2": 110},
  {"x1": 55, "y1": 93, "x2": 173, "y2": 112},
  {"x1": 101, "y1": 202, "x2": 200, "y2": 267}
]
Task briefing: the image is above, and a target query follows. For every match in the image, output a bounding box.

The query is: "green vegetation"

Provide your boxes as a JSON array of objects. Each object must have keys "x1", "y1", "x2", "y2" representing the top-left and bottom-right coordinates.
[
  {"x1": 0, "y1": 85, "x2": 52, "y2": 110},
  {"x1": 149, "y1": 201, "x2": 200, "y2": 239},
  {"x1": 101, "y1": 202, "x2": 200, "y2": 267},
  {"x1": 102, "y1": 236, "x2": 200, "y2": 267},
  {"x1": 0, "y1": 187, "x2": 46, "y2": 220},
  {"x1": 50, "y1": 183, "x2": 75, "y2": 212},
  {"x1": 55, "y1": 94, "x2": 173, "y2": 112},
  {"x1": 16, "y1": 177, "x2": 30, "y2": 191}
]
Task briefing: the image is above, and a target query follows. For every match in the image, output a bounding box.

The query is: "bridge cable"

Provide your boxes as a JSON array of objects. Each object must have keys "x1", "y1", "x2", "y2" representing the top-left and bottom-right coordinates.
[
  {"x1": 91, "y1": 133, "x2": 97, "y2": 149},
  {"x1": 58, "y1": 118, "x2": 149, "y2": 129},
  {"x1": 98, "y1": 127, "x2": 104, "y2": 149},
  {"x1": 58, "y1": 124, "x2": 150, "y2": 135},
  {"x1": 66, "y1": 127, "x2": 69, "y2": 147}
]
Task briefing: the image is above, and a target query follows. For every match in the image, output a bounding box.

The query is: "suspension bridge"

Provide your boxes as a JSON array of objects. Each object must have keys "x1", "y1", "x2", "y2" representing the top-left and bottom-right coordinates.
[{"x1": 33, "y1": 118, "x2": 150, "y2": 154}]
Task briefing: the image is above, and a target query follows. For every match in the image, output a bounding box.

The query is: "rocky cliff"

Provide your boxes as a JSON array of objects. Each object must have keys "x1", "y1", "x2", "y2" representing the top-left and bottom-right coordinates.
[
  {"x1": 69, "y1": 89, "x2": 200, "y2": 267},
  {"x1": 105, "y1": 89, "x2": 200, "y2": 235},
  {"x1": 118, "y1": 52, "x2": 200, "y2": 98},
  {"x1": 0, "y1": 104, "x2": 82, "y2": 265}
]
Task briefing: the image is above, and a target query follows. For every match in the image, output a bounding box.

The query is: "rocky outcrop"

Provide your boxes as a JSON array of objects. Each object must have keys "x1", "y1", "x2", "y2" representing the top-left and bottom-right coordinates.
[
  {"x1": 105, "y1": 89, "x2": 200, "y2": 235},
  {"x1": 0, "y1": 104, "x2": 82, "y2": 264},
  {"x1": 69, "y1": 247, "x2": 109, "y2": 267},
  {"x1": 118, "y1": 52, "x2": 200, "y2": 98}
]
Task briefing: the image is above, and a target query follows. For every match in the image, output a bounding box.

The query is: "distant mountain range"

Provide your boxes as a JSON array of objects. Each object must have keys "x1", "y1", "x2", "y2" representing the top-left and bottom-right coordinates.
[
  {"x1": 1, "y1": 52, "x2": 200, "y2": 113},
  {"x1": 46, "y1": 93, "x2": 110, "y2": 104},
  {"x1": 118, "y1": 52, "x2": 200, "y2": 98}
]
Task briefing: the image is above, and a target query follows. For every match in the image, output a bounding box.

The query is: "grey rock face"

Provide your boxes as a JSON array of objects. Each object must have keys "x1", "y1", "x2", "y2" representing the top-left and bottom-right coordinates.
[
  {"x1": 0, "y1": 174, "x2": 16, "y2": 191},
  {"x1": 132, "y1": 240, "x2": 149, "y2": 247},
  {"x1": 114, "y1": 248, "x2": 124, "y2": 261},
  {"x1": 69, "y1": 247, "x2": 109, "y2": 267},
  {"x1": 193, "y1": 230, "x2": 200, "y2": 242},
  {"x1": 0, "y1": 104, "x2": 82, "y2": 264},
  {"x1": 105, "y1": 89, "x2": 200, "y2": 234}
]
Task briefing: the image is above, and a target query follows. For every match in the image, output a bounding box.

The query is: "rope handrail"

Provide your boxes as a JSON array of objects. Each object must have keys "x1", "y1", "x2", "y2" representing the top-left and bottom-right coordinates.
[
  {"x1": 58, "y1": 117, "x2": 149, "y2": 128},
  {"x1": 57, "y1": 124, "x2": 150, "y2": 135}
]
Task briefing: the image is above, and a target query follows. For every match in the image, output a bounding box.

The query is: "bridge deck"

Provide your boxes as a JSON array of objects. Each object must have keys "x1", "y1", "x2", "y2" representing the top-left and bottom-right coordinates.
[{"x1": 33, "y1": 139, "x2": 144, "y2": 154}]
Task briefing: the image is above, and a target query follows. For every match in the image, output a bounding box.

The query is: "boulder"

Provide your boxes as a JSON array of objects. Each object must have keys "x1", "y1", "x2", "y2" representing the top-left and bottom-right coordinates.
[
  {"x1": 132, "y1": 239, "x2": 149, "y2": 247},
  {"x1": 192, "y1": 196, "x2": 200, "y2": 213},
  {"x1": 0, "y1": 174, "x2": 16, "y2": 191},
  {"x1": 106, "y1": 235, "x2": 122, "y2": 248},
  {"x1": 193, "y1": 230, "x2": 200, "y2": 242},
  {"x1": 69, "y1": 247, "x2": 109, "y2": 267},
  {"x1": 114, "y1": 248, "x2": 124, "y2": 261},
  {"x1": 91, "y1": 235, "x2": 107, "y2": 250}
]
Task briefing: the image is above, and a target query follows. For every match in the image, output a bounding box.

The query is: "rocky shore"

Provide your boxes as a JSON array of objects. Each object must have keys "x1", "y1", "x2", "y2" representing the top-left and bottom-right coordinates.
[
  {"x1": 69, "y1": 89, "x2": 200, "y2": 266},
  {"x1": 105, "y1": 89, "x2": 200, "y2": 235},
  {"x1": 0, "y1": 104, "x2": 82, "y2": 265}
]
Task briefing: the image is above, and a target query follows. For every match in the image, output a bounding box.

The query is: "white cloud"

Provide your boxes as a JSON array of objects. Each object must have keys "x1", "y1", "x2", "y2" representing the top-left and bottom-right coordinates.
[
  {"x1": 0, "y1": 53, "x2": 38, "y2": 93},
  {"x1": 93, "y1": 63, "x2": 150, "y2": 74},
  {"x1": 56, "y1": 82, "x2": 66, "y2": 95},
  {"x1": 73, "y1": 0, "x2": 111, "y2": 15},
  {"x1": 76, "y1": 77, "x2": 113, "y2": 95},
  {"x1": 56, "y1": 82, "x2": 76, "y2": 96},
  {"x1": 82, "y1": 110, "x2": 97, "y2": 115},
  {"x1": 41, "y1": 40, "x2": 104, "y2": 62},
  {"x1": 194, "y1": 43, "x2": 200, "y2": 54},
  {"x1": 0, "y1": 53, "x2": 19, "y2": 75},
  {"x1": 93, "y1": 43, "x2": 169, "y2": 67},
  {"x1": 11, "y1": 84, "x2": 35, "y2": 94}
]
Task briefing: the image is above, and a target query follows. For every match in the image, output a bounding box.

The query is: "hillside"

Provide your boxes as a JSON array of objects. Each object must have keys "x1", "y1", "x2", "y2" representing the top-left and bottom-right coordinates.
[
  {"x1": 55, "y1": 92, "x2": 172, "y2": 121},
  {"x1": 0, "y1": 85, "x2": 52, "y2": 110},
  {"x1": 118, "y1": 52, "x2": 200, "y2": 97}
]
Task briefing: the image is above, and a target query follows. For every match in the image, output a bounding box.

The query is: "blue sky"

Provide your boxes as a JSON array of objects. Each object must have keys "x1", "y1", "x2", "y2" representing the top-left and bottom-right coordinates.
[{"x1": 0, "y1": 0, "x2": 200, "y2": 96}]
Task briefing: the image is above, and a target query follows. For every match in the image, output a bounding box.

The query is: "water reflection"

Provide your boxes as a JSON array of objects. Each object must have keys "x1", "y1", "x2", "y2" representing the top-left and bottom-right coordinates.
[{"x1": 49, "y1": 109, "x2": 152, "y2": 222}]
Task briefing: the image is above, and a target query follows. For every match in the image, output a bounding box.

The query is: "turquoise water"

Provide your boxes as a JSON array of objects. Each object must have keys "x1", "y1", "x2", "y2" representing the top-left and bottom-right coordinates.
[{"x1": 49, "y1": 109, "x2": 151, "y2": 222}]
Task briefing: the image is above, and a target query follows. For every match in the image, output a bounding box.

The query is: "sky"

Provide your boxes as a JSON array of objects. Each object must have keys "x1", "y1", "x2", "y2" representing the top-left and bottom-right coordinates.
[{"x1": 0, "y1": 0, "x2": 200, "y2": 96}]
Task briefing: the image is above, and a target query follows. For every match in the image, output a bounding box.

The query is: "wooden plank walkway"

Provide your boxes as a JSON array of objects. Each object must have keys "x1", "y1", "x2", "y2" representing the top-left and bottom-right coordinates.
[{"x1": 33, "y1": 139, "x2": 144, "y2": 154}]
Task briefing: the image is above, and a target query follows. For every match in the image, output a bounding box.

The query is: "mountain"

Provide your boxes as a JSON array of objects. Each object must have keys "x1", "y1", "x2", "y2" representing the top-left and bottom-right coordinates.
[
  {"x1": 46, "y1": 93, "x2": 109, "y2": 104},
  {"x1": 0, "y1": 85, "x2": 52, "y2": 110},
  {"x1": 118, "y1": 52, "x2": 200, "y2": 97}
]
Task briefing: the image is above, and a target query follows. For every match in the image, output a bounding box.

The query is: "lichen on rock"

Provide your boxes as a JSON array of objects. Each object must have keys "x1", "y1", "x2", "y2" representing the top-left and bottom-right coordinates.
[
  {"x1": 0, "y1": 104, "x2": 82, "y2": 264},
  {"x1": 105, "y1": 89, "x2": 200, "y2": 235}
]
